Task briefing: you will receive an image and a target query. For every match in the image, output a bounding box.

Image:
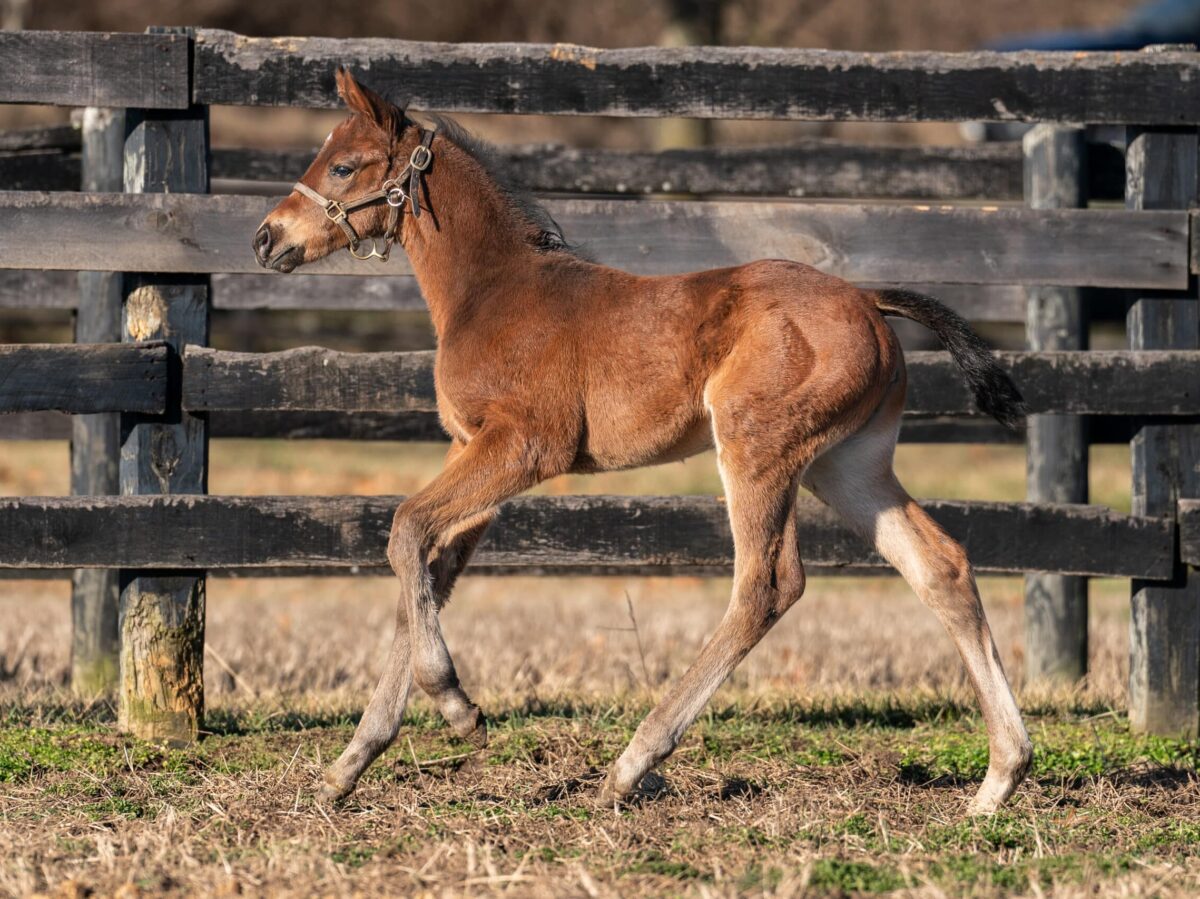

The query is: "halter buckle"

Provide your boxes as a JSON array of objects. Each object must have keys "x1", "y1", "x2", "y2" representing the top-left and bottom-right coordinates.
[
  {"x1": 409, "y1": 144, "x2": 433, "y2": 171},
  {"x1": 323, "y1": 200, "x2": 348, "y2": 223}
]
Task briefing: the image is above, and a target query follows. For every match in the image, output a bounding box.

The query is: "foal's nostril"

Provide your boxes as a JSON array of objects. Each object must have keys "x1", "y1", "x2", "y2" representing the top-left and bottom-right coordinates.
[{"x1": 253, "y1": 224, "x2": 273, "y2": 263}]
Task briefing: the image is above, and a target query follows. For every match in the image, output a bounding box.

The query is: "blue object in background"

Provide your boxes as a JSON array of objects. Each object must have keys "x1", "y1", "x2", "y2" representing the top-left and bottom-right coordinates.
[{"x1": 989, "y1": 0, "x2": 1200, "y2": 51}]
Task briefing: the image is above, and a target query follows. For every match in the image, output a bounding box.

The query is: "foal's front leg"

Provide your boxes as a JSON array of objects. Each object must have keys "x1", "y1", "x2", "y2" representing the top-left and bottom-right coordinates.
[
  {"x1": 320, "y1": 428, "x2": 542, "y2": 801},
  {"x1": 319, "y1": 511, "x2": 494, "y2": 801}
]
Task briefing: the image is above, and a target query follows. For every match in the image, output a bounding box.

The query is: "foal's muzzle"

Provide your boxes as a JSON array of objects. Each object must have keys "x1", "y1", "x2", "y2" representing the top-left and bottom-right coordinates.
[{"x1": 253, "y1": 223, "x2": 303, "y2": 273}]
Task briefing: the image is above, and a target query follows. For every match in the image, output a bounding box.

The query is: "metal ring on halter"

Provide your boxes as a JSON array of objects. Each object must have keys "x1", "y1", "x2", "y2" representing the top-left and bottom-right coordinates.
[
  {"x1": 349, "y1": 239, "x2": 390, "y2": 262},
  {"x1": 382, "y1": 179, "x2": 408, "y2": 207}
]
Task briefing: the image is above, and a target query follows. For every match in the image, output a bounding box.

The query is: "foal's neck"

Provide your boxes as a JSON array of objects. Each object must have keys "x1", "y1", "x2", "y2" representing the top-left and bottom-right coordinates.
[{"x1": 401, "y1": 137, "x2": 543, "y2": 338}]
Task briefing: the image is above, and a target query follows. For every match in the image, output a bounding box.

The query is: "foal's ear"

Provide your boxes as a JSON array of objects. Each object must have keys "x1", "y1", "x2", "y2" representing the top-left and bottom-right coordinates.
[{"x1": 335, "y1": 66, "x2": 399, "y2": 138}]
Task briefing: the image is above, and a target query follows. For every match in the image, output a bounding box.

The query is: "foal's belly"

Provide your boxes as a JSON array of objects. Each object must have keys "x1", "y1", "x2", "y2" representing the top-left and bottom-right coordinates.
[{"x1": 571, "y1": 412, "x2": 715, "y2": 473}]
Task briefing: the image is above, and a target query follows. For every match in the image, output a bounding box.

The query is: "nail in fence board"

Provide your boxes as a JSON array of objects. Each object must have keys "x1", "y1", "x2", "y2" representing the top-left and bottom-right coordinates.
[
  {"x1": 0, "y1": 31, "x2": 189, "y2": 108},
  {"x1": 0, "y1": 495, "x2": 1175, "y2": 580},
  {"x1": 1022, "y1": 124, "x2": 1089, "y2": 684},
  {"x1": 117, "y1": 72, "x2": 211, "y2": 746},
  {"x1": 72, "y1": 108, "x2": 127, "y2": 697},
  {"x1": 1126, "y1": 128, "x2": 1200, "y2": 738},
  {"x1": 0, "y1": 191, "x2": 1187, "y2": 289},
  {"x1": 193, "y1": 31, "x2": 1200, "y2": 124}
]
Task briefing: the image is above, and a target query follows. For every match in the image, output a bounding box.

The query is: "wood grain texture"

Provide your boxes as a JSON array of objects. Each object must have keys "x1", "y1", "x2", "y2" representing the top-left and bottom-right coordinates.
[
  {"x1": 117, "y1": 83, "x2": 210, "y2": 746},
  {"x1": 213, "y1": 141, "x2": 1027, "y2": 200},
  {"x1": 0, "y1": 343, "x2": 166, "y2": 413},
  {"x1": 0, "y1": 494, "x2": 1175, "y2": 579},
  {"x1": 193, "y1": 31, "x2": 1200, "y2": 124},
  {"x1": 1022, "y1": 124, "x2": 1089, "y2": 685},
  {"x1": 1182, "y1": 499, "x2": 1200, "y2": 567},
  {"x1": 71, "y1": 107, "x2": 126, "y2": 698},
  {"x1": 181, "y1": 346, "x2": 1200, "y2": 416},
  {"x1": 0, "y1": 191, "x2": 1186, "y2": 288},
  {"x1": 4, "y1": 140, "x2": 1124, "y2": 203},
  {"x1": 0, "y1": 269, "x2": 1029, "y2": 321},
  {"x1": 0, "y1": 151, "x2": 81, "y2": 190},
  {"x1": 0, "y1": 409, "x2": 1034, "y2": 444},
  {"x1": 0, "y1": 124, "x2": 81, "y2": 152},
  {"x1": 0, "y1": 31, "x2": 189, "y2": 108},
  {"x1": 1126, "y1": 128, "x2": 1200, "y2": 738}
]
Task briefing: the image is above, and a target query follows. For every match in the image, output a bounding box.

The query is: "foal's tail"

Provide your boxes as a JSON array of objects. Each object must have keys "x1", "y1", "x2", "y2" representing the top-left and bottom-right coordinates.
[{"x1": 873, "y1": 288, "x2": 1026, "y2": 431}]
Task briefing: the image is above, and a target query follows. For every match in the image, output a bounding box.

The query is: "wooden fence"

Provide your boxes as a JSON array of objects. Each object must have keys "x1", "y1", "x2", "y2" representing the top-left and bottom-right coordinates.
[{"x1": 0, "y1": 28, "x2": 1197, "y2": 743}]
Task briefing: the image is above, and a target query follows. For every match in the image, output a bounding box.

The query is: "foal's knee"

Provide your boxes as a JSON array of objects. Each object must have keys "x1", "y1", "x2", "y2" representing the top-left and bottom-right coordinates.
[{"x1": 386, "y1": 505, "x2": 429, "y2": 576}]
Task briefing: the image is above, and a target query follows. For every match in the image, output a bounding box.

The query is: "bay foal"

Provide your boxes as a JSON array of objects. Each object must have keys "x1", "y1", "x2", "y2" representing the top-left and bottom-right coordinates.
[{"x1": 254, "y1": 69, "x2": 1033, "y2": 814}]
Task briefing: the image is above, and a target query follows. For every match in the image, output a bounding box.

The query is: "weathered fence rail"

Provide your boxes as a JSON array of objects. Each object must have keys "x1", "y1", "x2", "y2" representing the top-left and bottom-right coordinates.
[
  {"x1": 2, "y1": 190, "x2": 1187, "y2": 286},
  {"x1": 1, "y1": 29, "x2": 1198, "y2": 741},
  {"x1": 0, "y1": 495, "x2": 1175, "y2": 579},
  {"x1": 192, "y1": 30, "x2": 1200, "y2": 124}
]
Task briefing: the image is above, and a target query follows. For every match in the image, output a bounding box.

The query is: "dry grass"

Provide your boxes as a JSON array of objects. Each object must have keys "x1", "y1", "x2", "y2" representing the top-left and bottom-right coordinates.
[{"x1": 2, "y1": 439, "x2": 1189, "y2": 898}]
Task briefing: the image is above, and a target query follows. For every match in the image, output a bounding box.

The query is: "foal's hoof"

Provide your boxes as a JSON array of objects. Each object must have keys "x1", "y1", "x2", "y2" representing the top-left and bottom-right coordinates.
[
  {"x1": 455, "y1": 708, "x2": 488, "y2": 749},
  {"x1": 317, "y1": 772, "x2": 355, "y2": 804}
]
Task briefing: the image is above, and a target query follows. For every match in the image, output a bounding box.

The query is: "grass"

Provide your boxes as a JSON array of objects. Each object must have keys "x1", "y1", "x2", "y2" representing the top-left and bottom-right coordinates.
[
  {"x1": 0, "y1": 694, "x2": 1198, "y2": 896},
  {"x1": 0, "y1": 438, "x2": 1161, "y2": 895}
]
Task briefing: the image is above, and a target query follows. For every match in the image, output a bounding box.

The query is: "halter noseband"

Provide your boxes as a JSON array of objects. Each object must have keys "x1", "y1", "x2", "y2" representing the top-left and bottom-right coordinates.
[{"x1": 292, "y1": 127, "x2": 435, "y2": 262}]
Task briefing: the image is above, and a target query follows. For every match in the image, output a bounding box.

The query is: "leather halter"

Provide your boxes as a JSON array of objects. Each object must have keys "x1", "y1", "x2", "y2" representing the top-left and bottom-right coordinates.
[{"x1": 292, "y1": 127, "x2": 435, "y2": 262}]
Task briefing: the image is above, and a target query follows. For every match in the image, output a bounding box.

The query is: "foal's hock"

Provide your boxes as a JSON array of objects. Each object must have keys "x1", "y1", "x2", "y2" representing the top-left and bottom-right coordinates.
[{"x1": 253, "y1": 67, "x2": 1033, "y2": 814}]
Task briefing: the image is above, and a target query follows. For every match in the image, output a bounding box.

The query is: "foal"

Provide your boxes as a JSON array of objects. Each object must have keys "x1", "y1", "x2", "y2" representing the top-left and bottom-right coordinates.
[{"x1": 254, "y1": 68, "x2": 1033, "y2": 814}]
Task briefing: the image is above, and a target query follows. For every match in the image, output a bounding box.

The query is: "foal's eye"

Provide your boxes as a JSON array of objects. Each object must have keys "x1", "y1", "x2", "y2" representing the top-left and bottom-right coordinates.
[{"x1": 330, "y1": 164, "x2": 354, "y2": 178}]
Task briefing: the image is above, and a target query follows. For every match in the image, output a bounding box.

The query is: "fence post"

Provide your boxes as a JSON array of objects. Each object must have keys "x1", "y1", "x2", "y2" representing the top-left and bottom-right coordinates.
[
  {"x1": 70, "y1": 107, "x2": 125, "y2": 696},
  {"x1": 1022, "y1": 125, "x2": 1089, "y2": 684},
  {"x1": 117, "y1": 26, "x2": 211, "y2": 744},
  {"x1": 1125, "y1": 126, "x2": 1200, "y2": 736}
]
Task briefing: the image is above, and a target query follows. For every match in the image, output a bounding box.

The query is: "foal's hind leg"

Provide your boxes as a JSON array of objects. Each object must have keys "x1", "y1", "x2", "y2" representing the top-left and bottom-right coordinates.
[
  {"x1": 600, "y1": 460, "x2": 808, "y2": 804},
  {"x1": 802, "y1": 412, "x2": 1032, "y2": 814}
]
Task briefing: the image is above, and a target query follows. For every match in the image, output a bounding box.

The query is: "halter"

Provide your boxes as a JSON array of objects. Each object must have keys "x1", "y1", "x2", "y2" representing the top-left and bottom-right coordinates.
[{"x1": 292, "y1": 127, "x2": 435, "y2": 262}]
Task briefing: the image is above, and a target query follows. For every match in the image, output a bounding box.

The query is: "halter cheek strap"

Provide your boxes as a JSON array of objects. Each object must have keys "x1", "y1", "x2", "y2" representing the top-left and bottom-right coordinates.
[{"x1": 292, "y1": 127, "x2": 435, "y2": 263}]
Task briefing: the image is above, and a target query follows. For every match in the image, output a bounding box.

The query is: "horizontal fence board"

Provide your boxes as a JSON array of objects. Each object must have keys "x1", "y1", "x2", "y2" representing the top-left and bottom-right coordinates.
[
  {"x1": 0, "y1": 342, "x2": 167, "y2": 413},
  {"x1": 2, "y1": 140, "x2": 1123, "y2": 203},
  {"x1": 209, "y1": 142, "x2": 1125, "y2": 202},
  {"x1": 1183, "y1": 499, "x2": 1200, "y2": 567},
  {"x1": 1, "y1": 410, "x2": 1175, "y2": 445},
  {"x1": 0, "y1": 409, "x2": 1029, "y2": 444},
  {"x1": 0, "y1": 269, "x2": 1027, "y2": 320},
  {"x1": 182, "y1": 347, "x2": 1200, "y2": 417},
  {"x1": 193, "y1": 31, "x2": 1200, "y2": 125},
  {"x1": 0, "y1": 494, "x2": 1174, "y2": 578},
  {"x1": 186, "y1": 346, "x2": 436, "y2": 412},
  {"x1": 0, "y1": 125, "x2": 80, "y2": 153},
  {"x1": 0, "y1": 31, "x2": 190, "y2": 108},
  {"x1": 0, "y1": 192, "x2": 1185, "y2": 288},
  {"x1": 0, "y1": 151, "x2": 81, "y2": 191}
]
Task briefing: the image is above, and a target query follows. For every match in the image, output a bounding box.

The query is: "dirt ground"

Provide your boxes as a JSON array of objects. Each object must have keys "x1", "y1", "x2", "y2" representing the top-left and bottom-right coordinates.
[{"x1": 3, "y1": 441, "x2": 1197, "y2": 897}]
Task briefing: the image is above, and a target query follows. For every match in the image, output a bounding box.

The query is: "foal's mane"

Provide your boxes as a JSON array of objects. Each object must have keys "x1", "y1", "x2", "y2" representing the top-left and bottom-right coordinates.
[{"x1": 421, "y1": 113, "x2": 577, "y2": 256}]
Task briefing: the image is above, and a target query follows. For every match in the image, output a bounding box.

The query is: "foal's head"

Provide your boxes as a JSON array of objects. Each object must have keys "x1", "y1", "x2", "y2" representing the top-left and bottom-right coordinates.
[{"x1": 253, "y1": 68, "x2": 417, "y2": 272}]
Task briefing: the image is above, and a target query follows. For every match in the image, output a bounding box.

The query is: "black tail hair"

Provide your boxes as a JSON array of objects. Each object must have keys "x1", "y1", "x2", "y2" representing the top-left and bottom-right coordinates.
[{"x1": 874, "y1": 288, "x2": 1026, "y2": 431}]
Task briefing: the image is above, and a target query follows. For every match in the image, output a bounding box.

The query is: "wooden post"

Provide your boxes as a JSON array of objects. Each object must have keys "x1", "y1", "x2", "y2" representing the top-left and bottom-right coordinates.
[
  {"x1": 1022, "y1": 125, "x2": 1089, "y2": 683},
  {"x1": 1125, "y1": 126, "x2": 1200, "y2": 736},
  {"x1": 118, "y1": 27, "x2": 211, "y2": 745},
  {"x1": 70, "y1": 108, "x2": 125, "y2": 696}
]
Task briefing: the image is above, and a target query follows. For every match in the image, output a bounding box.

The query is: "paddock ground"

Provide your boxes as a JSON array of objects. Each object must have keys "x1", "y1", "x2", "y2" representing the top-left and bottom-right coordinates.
[{"x1": 2, "y1": 442, "x2": 1198, "y2": 897}]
